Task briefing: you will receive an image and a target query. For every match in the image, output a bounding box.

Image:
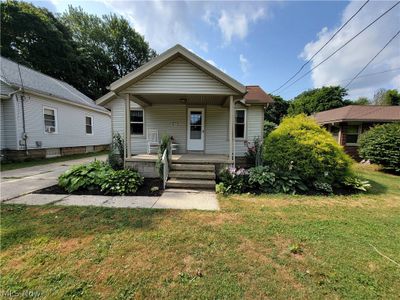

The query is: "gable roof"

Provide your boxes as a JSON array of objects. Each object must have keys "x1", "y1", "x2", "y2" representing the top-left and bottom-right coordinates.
[
  {"x1": 97, "y1": 44, "x2": 247, "y2": 105},
  {"x1": 314, "y1": 105, "x2": 400, "y2": 124},
  {"x1": 0, "y1": 56, "x2": 108, "y2": 113},
  {"x1": 245, "y1": 85, "x2": 274, "y2": 104}
]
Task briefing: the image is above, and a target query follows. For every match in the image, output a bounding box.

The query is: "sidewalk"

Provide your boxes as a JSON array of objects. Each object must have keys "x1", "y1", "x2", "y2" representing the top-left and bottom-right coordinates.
[{"x1": 4, "y1": 189, "x2": 219, "y2": 211}]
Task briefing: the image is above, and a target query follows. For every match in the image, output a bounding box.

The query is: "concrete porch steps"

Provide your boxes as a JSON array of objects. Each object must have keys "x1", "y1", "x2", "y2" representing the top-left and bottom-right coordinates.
[
  {"x1": 167, "y1": 163, "x2": 216, "y2": 189},
  {"x1": 166, "y1": 179, "x2": 216, "y2": 189},
  {"x1": 169, "y1": 170, "x2": 215, "y2": 180},
  {"x1": 171, "y1": 164, "x2": 215, "y2": 171}
]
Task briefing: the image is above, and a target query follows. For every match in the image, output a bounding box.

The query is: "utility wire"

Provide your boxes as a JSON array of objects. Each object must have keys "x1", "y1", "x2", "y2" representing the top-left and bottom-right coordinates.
[
  {"x1": 271, "y1": 0, "x2": 370, "y2": 93},
  {"x1": 277, "y1": 1, "x2": 400, "y2": 94},
  {"x1": 280, "y1": 67, "x2": 400, "y2": 96},
  {"x1": 345, "y1": 30, "x2": 400, "y2": 88}
]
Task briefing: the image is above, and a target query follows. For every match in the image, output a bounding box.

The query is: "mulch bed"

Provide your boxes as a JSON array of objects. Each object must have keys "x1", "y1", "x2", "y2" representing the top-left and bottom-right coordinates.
[{"x1": 33, "y1": 178, "x2": 163, "y2": 197}]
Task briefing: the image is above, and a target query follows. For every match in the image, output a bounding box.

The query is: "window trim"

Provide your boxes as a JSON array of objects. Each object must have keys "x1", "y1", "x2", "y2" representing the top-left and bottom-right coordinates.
[
  {"x1": 345, "y1": 124, "x2": 361, "y2": 146},
  {"x1": 130, "y1": 108, "x2": 145, "y2": 136},
  {"x1": 85, "y1": 115, "x2": 93, "y2": 135},
  {"x1": 235, "y1": 109, "x2": 247, "y2": 140},
  {"x1": 43, "y1": 106, "x2": 58, "y2": 134}
]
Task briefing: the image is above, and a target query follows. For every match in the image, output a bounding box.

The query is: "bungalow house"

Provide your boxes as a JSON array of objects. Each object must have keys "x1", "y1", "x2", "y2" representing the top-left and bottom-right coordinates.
[
  {"x1": 314, "y1": 105, "x2": 400, "y2": 160},
  {"x1": 96, "y1": 44, "x2": 273, "y2": 188},
  {"x1": 0, "y1": 56, "x2": 111, "y2": 161}
]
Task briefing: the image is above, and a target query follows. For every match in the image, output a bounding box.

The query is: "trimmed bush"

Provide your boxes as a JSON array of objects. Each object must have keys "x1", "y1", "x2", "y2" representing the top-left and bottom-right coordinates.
[
  {"x1": 101, "y1": 169, "x2": 144, "y2": 195},
  {"x1": 263, "y1": 114, "x2": 352, "y2": 188},
  {"x1": 359, "y1": 123, "x2": 400, "y2": 173}
]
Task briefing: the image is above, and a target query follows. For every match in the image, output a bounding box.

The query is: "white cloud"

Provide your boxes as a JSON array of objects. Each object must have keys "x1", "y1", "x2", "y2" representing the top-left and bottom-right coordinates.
[
  {"x1": 102, "y1": 0, "x2": 208, "y2": 52},
  {"x1": 239, "y1": 54, "x2": 250, "y2": 75},
  {"x1": 204, "y1": 4, "x2": 267, "y2": 44},
  {"x1": 301, "y1": 0, "x2": 400, "y2": 99}
]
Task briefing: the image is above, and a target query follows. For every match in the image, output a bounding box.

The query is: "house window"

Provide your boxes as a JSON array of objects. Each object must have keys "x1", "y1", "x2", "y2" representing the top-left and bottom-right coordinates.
[
  {"x1": 130, "y1": 109, "x2": 144, "y2": 135},
  {"x1": 43, "y1": 107, "x2": 57, "y2": 133},
  {"x1": 235, "y1": 109, "x2": 246, "y2": 139},
  {"x1": 86, "y1": 116, "x2": 93, "y2": 134},
  {"x1": 345, "y1": 125, "x2": 360, "y2": 145},
  {"x1": 330, "y1": 125, "x2": 340, "y2": 142}
]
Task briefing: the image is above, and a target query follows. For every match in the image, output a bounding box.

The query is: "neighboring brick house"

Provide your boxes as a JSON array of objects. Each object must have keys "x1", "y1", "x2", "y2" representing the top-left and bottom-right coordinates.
[{"x1": 314, "y1": 105, "x2": 400, "y2": 160}]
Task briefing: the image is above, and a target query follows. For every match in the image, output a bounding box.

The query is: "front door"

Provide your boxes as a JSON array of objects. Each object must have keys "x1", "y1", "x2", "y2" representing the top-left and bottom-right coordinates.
[{"x1": 187, "y1": 108, "x2": 205, "y2": 151}]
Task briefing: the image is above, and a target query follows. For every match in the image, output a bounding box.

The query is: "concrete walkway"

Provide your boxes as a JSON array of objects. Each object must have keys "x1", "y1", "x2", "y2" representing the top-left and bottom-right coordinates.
[
  {"x1": 1, "y1": 154, "x2": 107, "y2": 201},
  {"x1": 4, "y1": 189, "x2": 219, "y2": 211}
]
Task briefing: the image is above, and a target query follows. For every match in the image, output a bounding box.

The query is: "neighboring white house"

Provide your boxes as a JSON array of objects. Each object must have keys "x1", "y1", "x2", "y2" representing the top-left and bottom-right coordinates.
[
  {"x1": 96, "y1": 44, "x2": 272, "y2": 188},
  {"x1": 0, "y1": 56, "x2": 111, "y2": 161}
]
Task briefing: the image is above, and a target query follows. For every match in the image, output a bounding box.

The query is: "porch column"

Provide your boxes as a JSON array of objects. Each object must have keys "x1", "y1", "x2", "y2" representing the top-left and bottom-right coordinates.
[
  {"x1": 125, "y1": 94, "x2": 131, "y2": 159},
  {"x1": 228, "y1": 95, "x2": 234, "y2": 161}
]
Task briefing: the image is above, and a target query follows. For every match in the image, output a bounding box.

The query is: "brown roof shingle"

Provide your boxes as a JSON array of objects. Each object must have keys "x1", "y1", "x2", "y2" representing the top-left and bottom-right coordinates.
[
  {"x1": 314, "y1": 105, "x2": 400, "y2": 124},
  {"x1": 244, "y1": 85, "x2": 274, "y2": 104}
]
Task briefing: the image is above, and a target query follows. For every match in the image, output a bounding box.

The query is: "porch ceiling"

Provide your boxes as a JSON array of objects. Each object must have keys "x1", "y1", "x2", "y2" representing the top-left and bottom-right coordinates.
[{"x1": 132, "y1": 94, "x2": 235, "y2": 106}]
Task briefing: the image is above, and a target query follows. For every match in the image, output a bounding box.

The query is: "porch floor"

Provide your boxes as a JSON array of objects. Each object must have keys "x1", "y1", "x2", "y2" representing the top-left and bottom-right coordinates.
[{"x1": 127, "y1": 153, "x2": 232, "y2": 164}]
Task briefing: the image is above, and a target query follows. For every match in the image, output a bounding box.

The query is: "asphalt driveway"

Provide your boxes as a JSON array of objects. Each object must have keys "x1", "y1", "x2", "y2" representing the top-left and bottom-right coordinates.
[{"x1": 0, "y1": 154, "x2": 107, "y2": 201}]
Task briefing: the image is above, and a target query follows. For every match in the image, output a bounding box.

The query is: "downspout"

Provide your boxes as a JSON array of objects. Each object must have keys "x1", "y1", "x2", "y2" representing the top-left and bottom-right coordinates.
[{"x1": 17, "y1": 64, "x2": 28, "y2": 154}]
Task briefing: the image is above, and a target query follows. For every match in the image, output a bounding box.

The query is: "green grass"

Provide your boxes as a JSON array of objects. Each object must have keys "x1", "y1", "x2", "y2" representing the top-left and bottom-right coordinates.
[
  {"x1": 1, "y1": 151, "x2": 108, "y2": 171},
  {"x1": 1, "y1": 164, "x2": 399, "y2": 299}
]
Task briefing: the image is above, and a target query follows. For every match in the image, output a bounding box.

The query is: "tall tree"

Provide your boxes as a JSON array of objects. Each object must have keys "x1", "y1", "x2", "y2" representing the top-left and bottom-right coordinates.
[
  {"x1": 288, "y1": 86, "x2": 349, "y2": 115},
  {"x1": 264, "y1": 95, "x2": 289, "y2": 124},
  {"x1": 373, "y1": 88, "x2": 400, "y2": 105},
  {"x1": 353, "y1": 97, "x2": 370, "y2": 105},
  {"x1": 0, "y1": 0, "x2": 83, "y2": 90},
  {"x1": 60, "y1": 6, "x2": 157, "y2": 98}
]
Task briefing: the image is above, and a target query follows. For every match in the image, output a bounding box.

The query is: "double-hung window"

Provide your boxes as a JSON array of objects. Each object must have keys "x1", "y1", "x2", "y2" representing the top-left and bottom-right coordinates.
[
  {"x1": 345, "y1": 125, "x2": 360, "y2": 145},
  {"x1": 235, "y1": 109, "x2": 246, "y2": 139},
  {"x1": 130, "y1": 109, "x2": 144, "y2": 135},
  {"x1": 86, "y1": 116, "x2": 93, "y2": 134},
  {"x1": 44, "y1": 107, "x2": 57, "y2": 133}
]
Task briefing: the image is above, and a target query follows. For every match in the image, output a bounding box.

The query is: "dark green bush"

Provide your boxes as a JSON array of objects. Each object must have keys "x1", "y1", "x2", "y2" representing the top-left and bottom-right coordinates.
[
  {"x1": 108, "y1": 133, "x2": 125, "y2": 170},
  {"x1": 101, "y1": 169, "x2": 144, "y2": 195},
  {"x1": 263, "y1": 114, "x2": 352, "y2": 188},
  {"x1": 244, "y1": 137, "x2": 263, "y2": 167},
  {"x1": 359, "y1": 123, "x2": 400, "y2": 173},
  {"x1": 58, "y1": 160, "x2": 113, "y2": 192}
]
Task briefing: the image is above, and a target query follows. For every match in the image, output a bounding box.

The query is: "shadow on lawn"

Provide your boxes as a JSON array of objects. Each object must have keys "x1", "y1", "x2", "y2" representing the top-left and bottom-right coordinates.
[
  {"x1": 365, "y1": 178, "x2": 388, "y2": 195},
  {"x1": 0, "y1": 205, "x2": 174, "y2": 251}
]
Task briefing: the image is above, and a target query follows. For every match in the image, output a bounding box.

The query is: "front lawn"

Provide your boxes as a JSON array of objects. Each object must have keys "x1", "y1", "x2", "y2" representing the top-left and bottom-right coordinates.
[{"x1": 1, "y1": 164, "x2": 399, "y2": 299}]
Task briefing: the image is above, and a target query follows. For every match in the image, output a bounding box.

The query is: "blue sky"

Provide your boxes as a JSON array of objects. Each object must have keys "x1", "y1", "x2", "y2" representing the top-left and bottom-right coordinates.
[{"x1": 33, "y1": 1, "x2": 400, "y2": 100}]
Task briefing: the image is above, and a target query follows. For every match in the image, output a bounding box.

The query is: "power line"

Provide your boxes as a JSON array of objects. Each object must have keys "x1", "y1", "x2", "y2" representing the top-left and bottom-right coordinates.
[
  {"x1": 280, "y1": 67, "x2": 400, "y2": 96},
  {"x1": 271, "y1": 0, "x2": 370, "y2": 93},
  {"x1": 345, "y1": 30, "x2": 400, "y2": 88},
  {"x1": 277, "y1": 1, "x2": 400, "y2": 94}
]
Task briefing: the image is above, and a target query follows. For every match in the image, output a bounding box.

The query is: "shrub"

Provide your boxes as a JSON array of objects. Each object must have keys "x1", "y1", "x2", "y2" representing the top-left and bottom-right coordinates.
[
  {"x1": 342, "y1": 176, "x2": 371, "y2": 192},
  {"x1": 263, "y1": 114, "x2": 352, "y2": 188},
  {"x1": 58, "y1": 160, "x2": 113, "y2": 192},
  {"x1": 359, "y1": 123, "x2": 400, "y2": 173},
  {"x1": 101, "y1": 169, "x2": 144, "y2": 195},
  {"x1": 248, "y1": 166, "x2": 275, "y2": 192},
  {"x1": 218, "y1": 166, "x2": 249, "y2": 194},
  {"x1": 264, "y1": 121, "x2": 277, "y2": 138},
  {"x1": 244, "y1": 137, "x2": 263, "y2": 167},
  {"x1": 156, "y1": 134, "x2": 171, "y2": 177}
]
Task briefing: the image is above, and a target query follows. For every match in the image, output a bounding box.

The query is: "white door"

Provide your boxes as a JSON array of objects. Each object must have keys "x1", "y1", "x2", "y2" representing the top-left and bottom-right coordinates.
[{"x1": 187, "y1": 108, "x2": 205, "y2": 151}]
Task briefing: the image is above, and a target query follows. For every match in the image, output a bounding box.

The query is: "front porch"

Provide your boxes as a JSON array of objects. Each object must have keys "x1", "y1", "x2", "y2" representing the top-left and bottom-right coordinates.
[{"x1": 127, "y1": 153, "x2": 232, "y2": 164}]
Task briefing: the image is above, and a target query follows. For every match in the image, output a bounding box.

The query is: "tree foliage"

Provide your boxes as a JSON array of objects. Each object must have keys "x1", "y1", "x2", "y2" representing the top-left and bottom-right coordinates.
[
  {"x1": 264, "y1": 95, "x2": 289, "y2": 124},
  {"x1": 0, "y1": 0, "x2": 82, "y2": 89},
  {"x1": 373, "y1": 89, "x2": 400, "y2": 106},
  {"x1": 0, "y1": 1, "x2": 156, "y2": 99},
  {"x1": 288, "y1": 86, "x2": 350, "y2": 115},
  {"x1": 60, "y1": 6, "x2": 156, "y2": 98},
  {"x1": 353, "y1": 97, "x2": 370, "y2": 105}
]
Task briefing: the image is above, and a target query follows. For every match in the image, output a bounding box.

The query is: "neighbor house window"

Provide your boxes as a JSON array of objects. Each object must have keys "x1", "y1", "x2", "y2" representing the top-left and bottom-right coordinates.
[
  {"x1": 43, "y1": 107, "x2": 57, "y2": 133},
  {"x1": 130, "y1": 109, "x2": 144, "y2": 135},
  {"x1": 235, "y1": 109, "x2": 246, "y2": 139},
  {"x1": 86, "y1": 116, "x2": 93, "y2": 134},
  {"x1": 345, "y1": 125, "x2": 360, "y2": 145}
]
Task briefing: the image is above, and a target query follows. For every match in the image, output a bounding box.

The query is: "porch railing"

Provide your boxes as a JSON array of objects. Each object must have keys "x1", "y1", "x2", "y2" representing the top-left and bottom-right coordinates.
[{"x1": 161, "y1": 148, "x2": 169, "y2": 189}]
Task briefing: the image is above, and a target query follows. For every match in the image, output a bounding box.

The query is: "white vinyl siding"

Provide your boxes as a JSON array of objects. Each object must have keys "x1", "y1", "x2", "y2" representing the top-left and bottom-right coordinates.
[
  {"x1": 126, "y1": 57, "x2": 238, "y2": 95},
  {"x1": 235, "y1": 105, "x2": 264, "y2": 156},
  {"x1": 1, "y1": 97, "x2": 18, "y2": 149},
  {"x1": 14, "y1": 94, "x2": 111, "y2": 149},
  {"x1": 110, "y1": 98, "x2": 125, "y2": 136},
  {"x1": 205, "y1": 105, "x2": 229, "y2": 155}
]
